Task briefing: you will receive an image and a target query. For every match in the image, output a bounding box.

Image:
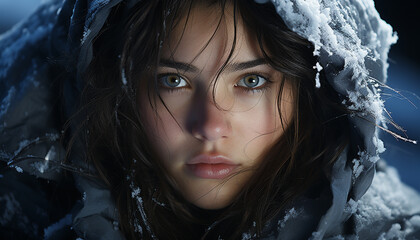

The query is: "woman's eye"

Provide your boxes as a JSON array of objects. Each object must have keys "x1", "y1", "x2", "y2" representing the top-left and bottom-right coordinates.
[
  {"x1": 235, "y1": 74, "x2": 267, "y2": 89},
  {"x1": 159, "y1": 74, "x2": 189, "y2": 88}
]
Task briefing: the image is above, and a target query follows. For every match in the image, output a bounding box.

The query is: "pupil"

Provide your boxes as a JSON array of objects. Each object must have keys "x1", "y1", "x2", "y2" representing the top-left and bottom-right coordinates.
[
  {"x1": 168, "y1": 76, "x2": 180, "y2": 86},
  {"x1": 246, "y1": 76, "x2": 258, "y2": 87}
]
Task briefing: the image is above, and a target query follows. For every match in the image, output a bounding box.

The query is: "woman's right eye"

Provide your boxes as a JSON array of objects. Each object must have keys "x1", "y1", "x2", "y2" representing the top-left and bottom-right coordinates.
[{"x1": 158, "y1": 74, "x2": 189, "y2": 89}]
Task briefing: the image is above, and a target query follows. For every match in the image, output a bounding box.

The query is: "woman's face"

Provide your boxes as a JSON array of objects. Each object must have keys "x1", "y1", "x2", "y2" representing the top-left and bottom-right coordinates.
[{"x1": 140, "y1": 5, "x2": 294, "y2": 209}]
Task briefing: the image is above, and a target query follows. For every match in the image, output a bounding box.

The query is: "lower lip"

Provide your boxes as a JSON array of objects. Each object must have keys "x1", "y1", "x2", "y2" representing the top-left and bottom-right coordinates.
[{"x1": 186, "y1": 163, "x2": 238, "y2": 179}]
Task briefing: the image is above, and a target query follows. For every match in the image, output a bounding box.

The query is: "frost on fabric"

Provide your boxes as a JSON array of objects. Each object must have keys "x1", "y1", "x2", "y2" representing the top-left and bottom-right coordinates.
[
  {"x1": 31, "y1": 146, "x2": 56, "y2": 173},
  {"x1": 343, "y1": 198, "x2": 358, "y2": 215},
  {"x1": 355, "y1": 167, "x2": 420, "y2": 235},
  {"x1": 129, "y1": 180, "x2": 156, "y2": 239},
  {"x1": 352, "y1": 158, "x2": 364, "y2": 180},
  {"x1": 80, "y1": 0, "x2": 110, "y2": 44},
  {"x1": 277, "y1": 207, "x2": 300, "y2": 229},
  {"x1": 271, "y1": 0, "x2": 397, "y2": 124},
  {"x1": 313, "y1": 62, "x2": 323, "y2": 88}
]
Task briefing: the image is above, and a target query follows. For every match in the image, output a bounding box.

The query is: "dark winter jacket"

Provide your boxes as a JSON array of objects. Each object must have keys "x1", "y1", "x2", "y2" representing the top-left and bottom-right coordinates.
[{"x1": 0, "y1": 0, "x2": 419, "y2": 239}]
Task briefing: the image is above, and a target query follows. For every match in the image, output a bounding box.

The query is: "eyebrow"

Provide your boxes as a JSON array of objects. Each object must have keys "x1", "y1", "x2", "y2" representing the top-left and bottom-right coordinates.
[
  {"x1": 159, "y1": 58, "x2": 268, "y2": 73},
  {"x1": 225, "y1": 58, "x2": 267, "y2": 72}
]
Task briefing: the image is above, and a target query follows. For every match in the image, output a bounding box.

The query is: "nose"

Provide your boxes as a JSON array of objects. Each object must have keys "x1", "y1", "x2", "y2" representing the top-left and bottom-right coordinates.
[{"x1": 187, "y1": 97, "x2": 232, "y2": 142}]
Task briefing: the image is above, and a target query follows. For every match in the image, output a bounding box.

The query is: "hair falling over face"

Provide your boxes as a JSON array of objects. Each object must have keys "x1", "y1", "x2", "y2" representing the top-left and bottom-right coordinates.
[{"x1": 79, "y1": 0, "x2": 352, "y2": 239}]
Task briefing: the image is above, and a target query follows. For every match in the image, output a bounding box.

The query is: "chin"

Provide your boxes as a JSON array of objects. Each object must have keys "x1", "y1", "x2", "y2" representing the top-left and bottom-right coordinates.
[
  {"x1": 185, "y1": 188, "x2": 237, "y2": 210},
  {"x1": 192, "y1": 198, "x2": 232, "y2": 210}
]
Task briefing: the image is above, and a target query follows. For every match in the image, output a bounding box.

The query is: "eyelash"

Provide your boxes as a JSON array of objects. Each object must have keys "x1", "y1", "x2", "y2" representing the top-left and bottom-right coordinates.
[{"x1": 157, "y1": 72, "x2": 272, "y2": 94}]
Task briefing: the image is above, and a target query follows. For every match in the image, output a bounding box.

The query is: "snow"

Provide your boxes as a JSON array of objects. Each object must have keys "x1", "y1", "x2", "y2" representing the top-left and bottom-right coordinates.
[
  {"x1": 352, "y1": 158, "x2": 364, "y2": 179},
  {"x1": 355, "y1": 167, "x2": 420, "y2": 234},
  {"x1": 343, "y1": 199, "x2": 358, "y2": 215},
  {"x1": 14, "y1": 166, "x2": 23, "y2": 173},
  {"x1": 31, "y1": 145, "x2": 56, "y2": 173},
  {"x1": 113, "y1": 220, "x2": 119, "y2": 231},
  {"x1": 121, "y1": 68, "x2": 127, "y2": 85},
  {"x1": 277, "y1": 207, "x2": 300, "y2": 229},
  {"x1": 313, "y1": 62, "x2": 322, "y2": 88},
  {"x1": 271, "y1": 0, "x2": 397, "y2": 125},
  {"x1": 377, "y1": 223, "x2": 405, "y2": 240},
  {"x1": 130, "y1": 181, "x2": 156, "y2": 238}
]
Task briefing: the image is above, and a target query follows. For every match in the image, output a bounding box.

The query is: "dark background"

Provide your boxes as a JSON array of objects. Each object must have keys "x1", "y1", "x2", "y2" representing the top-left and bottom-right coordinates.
[
  {"x1": 373, "y1": 1, "x2": 420, "y2": 191},
  {"x1": 0, "y1": 0, "x2": 419, "y2": 190}
]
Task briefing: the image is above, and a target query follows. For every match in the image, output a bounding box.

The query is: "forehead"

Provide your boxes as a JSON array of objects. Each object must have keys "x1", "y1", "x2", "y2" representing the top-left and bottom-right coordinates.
[{"x1": 161, "y1": 3, "x2": 262, "y2": 71}]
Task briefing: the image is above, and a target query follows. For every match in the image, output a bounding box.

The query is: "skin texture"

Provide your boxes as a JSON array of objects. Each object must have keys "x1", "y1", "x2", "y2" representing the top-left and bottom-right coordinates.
[{"x1": 140, "y1": 4, "x2": 294, "y2": 209}]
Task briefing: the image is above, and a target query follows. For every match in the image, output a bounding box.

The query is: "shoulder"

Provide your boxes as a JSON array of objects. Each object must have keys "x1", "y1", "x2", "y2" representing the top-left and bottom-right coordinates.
[{"x1": 354, "y1": 165, "x2": 420, "y2": 239}]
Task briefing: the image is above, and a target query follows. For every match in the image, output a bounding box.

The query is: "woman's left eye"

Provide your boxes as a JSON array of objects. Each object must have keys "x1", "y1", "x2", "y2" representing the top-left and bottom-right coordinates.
[
  {"x1": 235, "y1": 74, "x2": 268, "y2": 89},
  {"x1": 159, "y1": 74, "x2": 189, "y2": 89}
]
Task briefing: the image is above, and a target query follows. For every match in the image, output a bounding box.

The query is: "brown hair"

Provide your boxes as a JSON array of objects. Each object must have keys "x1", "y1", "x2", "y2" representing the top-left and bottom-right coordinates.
[{"x1": 74, "y1": 0, "x2": 351, "y2": 239}]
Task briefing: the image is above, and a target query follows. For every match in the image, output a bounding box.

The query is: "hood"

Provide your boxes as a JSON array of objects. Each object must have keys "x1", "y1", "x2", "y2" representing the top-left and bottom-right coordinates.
[{"x1": 0, "y1": 0, "x2": 398, "y2": 238}]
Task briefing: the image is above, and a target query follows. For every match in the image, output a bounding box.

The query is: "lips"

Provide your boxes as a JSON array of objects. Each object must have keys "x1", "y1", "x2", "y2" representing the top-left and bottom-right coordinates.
[{"x1": 186, "y1": 154, "x2": 239, "y2": 179}]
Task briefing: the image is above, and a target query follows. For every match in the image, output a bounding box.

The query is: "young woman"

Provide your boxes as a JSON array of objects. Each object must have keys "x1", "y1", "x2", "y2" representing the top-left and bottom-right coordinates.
[{"x1": 1, "y1": 0, "x2": 419, "y2": 239}]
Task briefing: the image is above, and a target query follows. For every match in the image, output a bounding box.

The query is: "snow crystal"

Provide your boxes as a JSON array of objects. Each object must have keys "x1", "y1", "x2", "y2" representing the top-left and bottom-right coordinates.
[
  {"x1": 241, "y1": 232, "x2": 253, "y2": 240},
  {"x1": 81, "y1": 28, "x2": 91, "y2": 45},
  {"x1": 372, "y1": 136, "x2": 386, "y2": 154},
  {"x1": 121, "y1": 68, "x2": 128, "y2": 85},
  {"x1": 43, "y1": 214, "x2": 72, "y2": 239},
  {"x1": 130, "y1": 182, "x2": 156, "y2": 238},
  {"x1": 31, "y1": 161, "x2": 48, "y2": 174},
  {"x1": 45, "y1": 132, "x2": 60, "y2": 141},
  {"x1": 31, "y1": 146, "x2": 56, "y2": 173},
  {"x1": 352, "y1": 158, "x2": 364, "y2": 179},
  {"x1": 313, "y1": 62, "x2": 323, "y2": 88},
  {"x1": 277, "y1": 207, "x2": 300, "y2": 229},
  {"x1": 134, "y1": 221, "x2": 143, "y2": 234},
  {"x1": 152, "y1": 197, "x2": 166, "y2": 207},
  {"x1": 131, "y1": 187, "x2": 141, "y2": 199},
  {"x1": 45, "y1": 146, "x2": 56, "y2": 161},
  {"x1": 14, "y1": 139, "x2": 30, "y2": 156},
  {"x1": 113, "y1": 220, "x2": 119, "y2": 231},
  {"x1": 344, "y1": 198, "x2": 358, "y2": 215},
  {"x1": 14, "y1": 166, "x2": 23, "y2": 173}
]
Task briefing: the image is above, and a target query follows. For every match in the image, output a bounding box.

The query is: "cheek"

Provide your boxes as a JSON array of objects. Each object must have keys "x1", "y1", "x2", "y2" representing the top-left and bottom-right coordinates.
[
  {"x1": 142, "y1": 100, "x2": 186, "y2": 156},
  {"x1": 234, "y1": 90, "x2": 293, "y2": 161}
]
